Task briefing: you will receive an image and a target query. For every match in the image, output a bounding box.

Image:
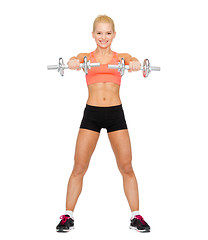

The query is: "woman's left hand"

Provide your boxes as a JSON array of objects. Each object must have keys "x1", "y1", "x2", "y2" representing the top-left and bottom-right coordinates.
[{"x1": 128, "y1": 60, "x2": 141, "y2": 72}]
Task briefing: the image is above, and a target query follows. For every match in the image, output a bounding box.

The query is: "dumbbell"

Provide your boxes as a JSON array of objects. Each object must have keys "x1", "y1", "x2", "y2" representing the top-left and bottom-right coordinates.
[
  {"x1": 108, "y1": 58, "x2": 160, "y2": 77},
  {"x1": 47, "y1": 56, "x2": 100, "y2": 76}
]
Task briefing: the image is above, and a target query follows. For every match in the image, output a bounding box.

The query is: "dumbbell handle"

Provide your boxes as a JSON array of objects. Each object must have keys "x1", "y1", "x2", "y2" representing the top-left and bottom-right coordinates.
[
  {"x1": 47, "y1": 65, "x2": 66, "y2": 70},
  {"x1": 108, "y1": 65, "x2": 160, "y2": 71},
  {"x1": 47, "y1": 63, "x2": 100, "y2": 70},
  {"x1": 81, "y1": 63, "x2": 100, "y2": 68}
]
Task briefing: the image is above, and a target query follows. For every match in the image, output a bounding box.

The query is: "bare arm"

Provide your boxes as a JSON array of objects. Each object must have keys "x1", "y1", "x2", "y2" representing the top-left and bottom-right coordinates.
[
  {"x1": 118, "y1": 53, "x2": 141, "y2": 71},
  {"x1": 69, "y1": 53, "x2": 90, "y2": 63},
  {"x1": 67, "y1": 53, "x2": 90, "y2": 70},
  {"x1": 118, "y1": 53, "x2": 138, "y2": 64}
]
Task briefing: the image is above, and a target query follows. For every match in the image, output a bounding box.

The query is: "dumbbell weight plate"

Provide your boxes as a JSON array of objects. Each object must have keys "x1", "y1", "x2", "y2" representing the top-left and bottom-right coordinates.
[
  {"x1": 143, "y1": 59, "x2": 150, "y2": 78},
  {"x1": 58, "y1": 58, "x2": 65, "y2": 76}
]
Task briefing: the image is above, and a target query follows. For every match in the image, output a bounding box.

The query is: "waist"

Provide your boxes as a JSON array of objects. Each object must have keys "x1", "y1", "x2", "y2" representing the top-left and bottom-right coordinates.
[
  {"x1": 86, "y1": 104, "x2": 122, "y2": 110},
  {"x1": 87, "y1": 82, "x2": 121, "y2": 106},
  {"x1": 86, "y1": 97, "x2": 122, "y2": 107}
]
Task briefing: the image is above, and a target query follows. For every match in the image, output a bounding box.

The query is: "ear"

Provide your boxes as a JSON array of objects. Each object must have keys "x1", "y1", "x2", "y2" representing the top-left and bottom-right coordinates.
[
  {"x1": 92, "y1": 31, "x2": 95, "y2": 39},
  {"x1": 113, "y1": 31, "x2": 116, "y2": 39}
]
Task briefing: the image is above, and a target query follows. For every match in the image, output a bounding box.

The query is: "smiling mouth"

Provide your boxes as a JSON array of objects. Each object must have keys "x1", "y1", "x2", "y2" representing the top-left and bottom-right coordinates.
[{"x1": 99, "y1": 40, "x2": 108, "y2": 44}]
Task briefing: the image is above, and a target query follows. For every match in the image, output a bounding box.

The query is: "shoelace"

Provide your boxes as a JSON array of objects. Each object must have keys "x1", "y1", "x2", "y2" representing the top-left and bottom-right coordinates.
[
  {"x1": 60, "y1": 215, "x2": 71, "y2": 225},
  {"x1": 135, "y1": 215, "x2": 146, "y2": 225}
]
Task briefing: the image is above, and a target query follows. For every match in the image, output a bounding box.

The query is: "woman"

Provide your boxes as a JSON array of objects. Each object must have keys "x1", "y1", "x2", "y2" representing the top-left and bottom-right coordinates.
[{"x1": 56, "y1": 15, "x2": 150, "y2": 233}]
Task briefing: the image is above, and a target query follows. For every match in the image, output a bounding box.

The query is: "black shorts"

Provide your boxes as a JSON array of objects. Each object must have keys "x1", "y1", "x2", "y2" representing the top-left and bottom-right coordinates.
[{"x1": 80, "y1": 104, "x2": 128, "y2": 133}]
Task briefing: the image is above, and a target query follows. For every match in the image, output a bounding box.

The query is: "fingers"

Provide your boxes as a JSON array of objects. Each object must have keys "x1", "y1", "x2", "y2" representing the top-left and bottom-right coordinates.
[
  {"x1": 67, "y1": 58, "x2": 80, "y2": 70},
  {"x1": 129, "y1": 61, "x2": 141, "y2": 72}
]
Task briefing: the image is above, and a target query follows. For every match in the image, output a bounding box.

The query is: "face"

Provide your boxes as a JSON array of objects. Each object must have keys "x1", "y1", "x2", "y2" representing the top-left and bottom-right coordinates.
[{"x1": 92, "y1": 22, "x2": 116, "y2": 49}]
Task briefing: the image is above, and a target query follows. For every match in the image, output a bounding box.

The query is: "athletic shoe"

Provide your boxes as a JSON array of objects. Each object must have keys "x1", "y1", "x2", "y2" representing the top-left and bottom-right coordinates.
[
  {"x1": 56, "y1": 214, "x2": 74, "y2": 232},
  {"x1": 129, "y1": 215, "x2": 150, "y2": 232}
]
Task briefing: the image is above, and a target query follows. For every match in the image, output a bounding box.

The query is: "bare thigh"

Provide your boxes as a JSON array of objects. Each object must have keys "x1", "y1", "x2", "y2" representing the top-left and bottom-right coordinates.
[
  {"x1": 108, "y1": 129, "x2": 133, "y2": 174},
  {"x1": 72, "y1": 129, "x2": 100, "y2": 175}
]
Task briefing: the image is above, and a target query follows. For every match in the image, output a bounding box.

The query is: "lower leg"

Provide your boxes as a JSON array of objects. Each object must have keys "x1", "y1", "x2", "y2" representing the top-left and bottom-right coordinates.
[
  {"x1": 65, "y1": 172, "x2": 84, "y2": 211},
  {"x1": 122, "y1": 171, "x2": 139, "y2": 212}
]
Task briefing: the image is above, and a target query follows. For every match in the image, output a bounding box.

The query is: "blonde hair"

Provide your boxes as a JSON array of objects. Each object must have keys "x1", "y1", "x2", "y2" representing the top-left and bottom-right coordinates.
[{"x1": 93, "y1": 15, "x2": 115, "y2": 33}]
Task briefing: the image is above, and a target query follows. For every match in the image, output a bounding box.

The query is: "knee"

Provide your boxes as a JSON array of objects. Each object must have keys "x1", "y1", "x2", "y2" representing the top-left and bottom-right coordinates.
[
  {"x1": 119, "y1": 163, "x2": 134, "y2": 177},
  {"x1": 72, "y1": 163, "x2": 88, "y2": 177}
]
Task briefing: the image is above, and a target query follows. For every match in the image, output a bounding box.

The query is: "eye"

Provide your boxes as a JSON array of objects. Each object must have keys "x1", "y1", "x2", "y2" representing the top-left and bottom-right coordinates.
[
  {"x1": 108, "y1": 32, "x2": 112, "y2": 35},
  {"x1": 97, "y1": 32, "x2": 101, "y2": 34}
]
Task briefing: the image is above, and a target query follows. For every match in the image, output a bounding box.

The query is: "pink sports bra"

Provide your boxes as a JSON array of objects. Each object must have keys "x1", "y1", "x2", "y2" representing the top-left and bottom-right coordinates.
[{"x1": 86, "y1": 51, "x2": 121, "y2": 86}]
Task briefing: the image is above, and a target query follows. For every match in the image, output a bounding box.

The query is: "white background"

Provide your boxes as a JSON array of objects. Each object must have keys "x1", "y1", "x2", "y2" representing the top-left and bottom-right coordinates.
[{"x1": 0, "y1": 0, "x2": 208, "y2": 239}]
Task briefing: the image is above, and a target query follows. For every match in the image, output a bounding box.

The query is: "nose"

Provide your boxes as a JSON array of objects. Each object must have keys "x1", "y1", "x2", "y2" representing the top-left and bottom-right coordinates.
[{"x1": 101, "y1": 34, "x2": 106, "y2": 39}]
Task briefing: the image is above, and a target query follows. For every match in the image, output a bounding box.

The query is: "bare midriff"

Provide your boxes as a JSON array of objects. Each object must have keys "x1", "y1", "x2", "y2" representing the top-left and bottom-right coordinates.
[{"x1": 86, "y1": 82, "x2": 122, "y2": 107}]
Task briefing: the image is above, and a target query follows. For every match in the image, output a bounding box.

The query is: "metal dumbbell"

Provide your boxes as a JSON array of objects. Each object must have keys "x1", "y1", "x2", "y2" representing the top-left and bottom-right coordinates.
[
  {"x1": 47, "y1": 56, "x2": 100, "y2": 76},
  {"x1": 108, "y1": 58, "x2": 160, "y2": 77}
]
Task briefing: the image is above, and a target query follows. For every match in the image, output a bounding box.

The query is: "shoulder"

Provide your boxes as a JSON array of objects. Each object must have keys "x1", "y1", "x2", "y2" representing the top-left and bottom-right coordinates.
[{"x1": 77, "y1": 53, "x2": 90, "y2": 63}]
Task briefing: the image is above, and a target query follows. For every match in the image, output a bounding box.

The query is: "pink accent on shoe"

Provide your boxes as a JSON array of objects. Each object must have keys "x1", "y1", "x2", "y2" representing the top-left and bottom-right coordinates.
[
  {"x1": 60, "y1": 215, "x2": 70, "y2": 224},
  {"x1": 135, "y1": 215, "x2": 146, "y2": 225}
]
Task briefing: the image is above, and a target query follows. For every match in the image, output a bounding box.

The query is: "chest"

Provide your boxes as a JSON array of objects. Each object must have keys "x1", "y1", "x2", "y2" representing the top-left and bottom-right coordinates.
[{"x1": 94, "y1": 54, "x2": 114, "y2": 64}]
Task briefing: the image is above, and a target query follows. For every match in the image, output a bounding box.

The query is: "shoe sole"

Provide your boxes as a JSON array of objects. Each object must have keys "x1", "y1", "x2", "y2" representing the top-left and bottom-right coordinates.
[
  {"x1": 56, "y1": 226, "x2": 75, "y2": 232},
  {"x1": 129, "y1": 226, "x2": 150, "y2": 233}
]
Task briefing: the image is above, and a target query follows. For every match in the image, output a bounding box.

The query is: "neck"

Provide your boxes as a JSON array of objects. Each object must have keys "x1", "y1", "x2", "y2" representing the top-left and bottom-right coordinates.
[{"x1": 94, "y1": 47, "x2": 112, "y2": 56}]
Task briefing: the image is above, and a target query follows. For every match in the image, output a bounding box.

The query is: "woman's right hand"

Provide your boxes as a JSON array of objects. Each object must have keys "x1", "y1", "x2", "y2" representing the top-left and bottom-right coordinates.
[{"x1": 67, "y1": 57, "x2": 81, "y2": 70}]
